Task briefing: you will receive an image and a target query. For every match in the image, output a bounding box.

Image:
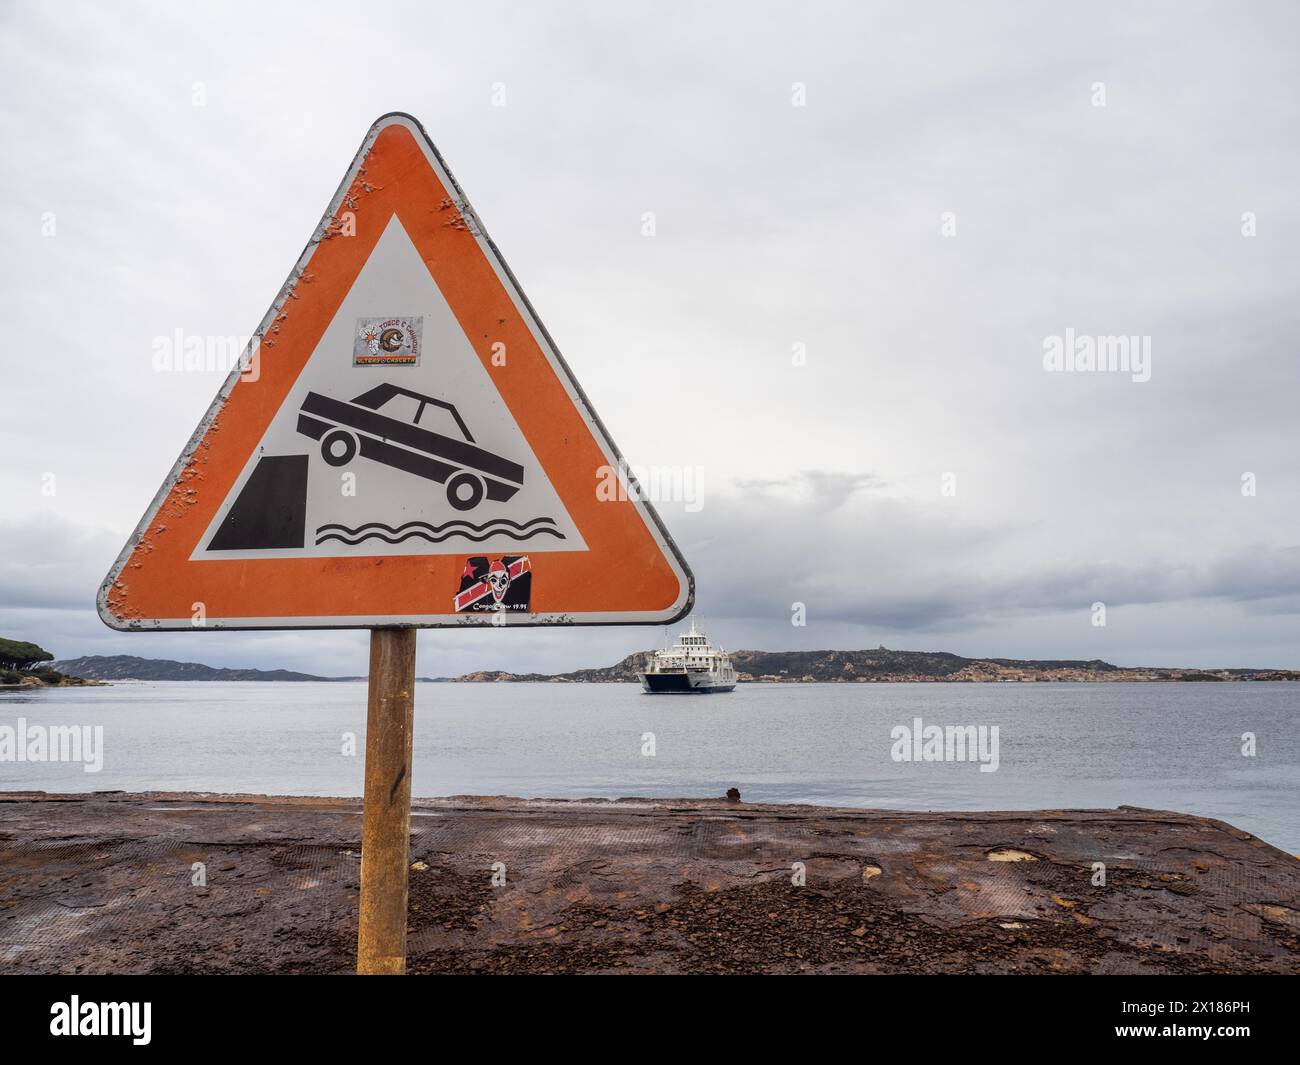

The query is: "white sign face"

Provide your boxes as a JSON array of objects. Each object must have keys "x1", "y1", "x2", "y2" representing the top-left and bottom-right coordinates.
[{"x1": 192, "y1": 217, "x2": 586, "y2": 561}]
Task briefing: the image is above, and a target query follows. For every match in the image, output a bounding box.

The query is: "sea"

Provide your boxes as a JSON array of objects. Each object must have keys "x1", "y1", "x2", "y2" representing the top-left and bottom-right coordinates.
[{"x1": 1, "y1": 680, "x2": 1296, "y2": 853}]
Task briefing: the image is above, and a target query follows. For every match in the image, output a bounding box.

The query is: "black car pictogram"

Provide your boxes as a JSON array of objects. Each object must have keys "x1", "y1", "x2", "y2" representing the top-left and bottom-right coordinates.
[{"x1": 296, "y1": 383, "x2": 523, "y2": 511}]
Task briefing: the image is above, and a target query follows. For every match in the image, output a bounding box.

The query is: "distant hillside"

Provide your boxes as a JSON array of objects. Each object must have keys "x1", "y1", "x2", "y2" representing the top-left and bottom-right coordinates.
[
  {"x1": 50, "y1": 655, "x2": 342, "y2": 683},
  {"x1": 451, "y1": 647, "x2": 1298, "y2": 684},
  {"x1": 46, "y1": 648, "x2": 1299, "y2": 686},
  {"x1": 455, "y1": 653, "x2": 646, "y2": 684}
]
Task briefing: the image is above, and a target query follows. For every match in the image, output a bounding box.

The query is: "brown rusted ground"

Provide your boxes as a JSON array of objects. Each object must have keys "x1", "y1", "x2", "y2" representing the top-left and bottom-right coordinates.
[{"x1": 1, "y1": 792, "x2": 1297, "y2": 974}]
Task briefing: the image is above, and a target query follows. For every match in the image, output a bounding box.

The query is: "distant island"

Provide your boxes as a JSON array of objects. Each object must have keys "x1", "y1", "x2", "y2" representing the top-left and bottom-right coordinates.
[
  {"x1": 49, "y1": 655, "x2": 353, "y2": 683},
  {"x1": 45, "y1": 648, "x2": 1300, "y2": 684},
  {"x1": 47, "y1": 653, "x2": 443, "y2": 685},
  {"x1": 455, "y1": 647, "x2": 1300, "y2": 684}
]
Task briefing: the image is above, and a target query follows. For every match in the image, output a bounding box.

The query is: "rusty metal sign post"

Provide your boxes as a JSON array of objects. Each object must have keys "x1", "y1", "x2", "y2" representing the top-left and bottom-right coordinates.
[{"x1": 99, "y1": 114, "x2": 692, "y2": 975}]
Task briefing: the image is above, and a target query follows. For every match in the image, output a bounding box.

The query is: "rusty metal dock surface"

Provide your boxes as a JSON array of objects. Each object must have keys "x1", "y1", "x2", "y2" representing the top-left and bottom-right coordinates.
[{"x1": 1, "y1": 792, "x2": 1296, "y2": 974}]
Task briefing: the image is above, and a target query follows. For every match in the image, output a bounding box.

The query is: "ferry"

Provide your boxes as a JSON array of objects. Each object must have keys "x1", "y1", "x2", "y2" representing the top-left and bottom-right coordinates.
[{"x1": 638, "y1": 622, "x2": 737, "y2": 694}]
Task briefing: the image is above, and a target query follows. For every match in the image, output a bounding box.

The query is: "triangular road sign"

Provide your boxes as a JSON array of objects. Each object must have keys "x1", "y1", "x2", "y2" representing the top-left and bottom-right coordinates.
[{"x1": 99, "y1": 113, "x2": 693, "y2": 630}]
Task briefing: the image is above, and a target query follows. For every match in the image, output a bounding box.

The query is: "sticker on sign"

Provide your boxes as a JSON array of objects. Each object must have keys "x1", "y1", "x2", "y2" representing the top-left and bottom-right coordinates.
[
  {"x1": 354, "y1": 316, "x2": 422, "y2": 367},
  {"x1": 97, "y1": 113, "x2": 693, "y2": 630}
]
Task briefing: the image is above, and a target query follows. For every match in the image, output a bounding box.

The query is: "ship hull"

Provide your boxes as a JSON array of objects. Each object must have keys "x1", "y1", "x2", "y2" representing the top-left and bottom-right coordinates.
[{"x1": 638, "y1": 671, "x2": 736, "y2": 694}]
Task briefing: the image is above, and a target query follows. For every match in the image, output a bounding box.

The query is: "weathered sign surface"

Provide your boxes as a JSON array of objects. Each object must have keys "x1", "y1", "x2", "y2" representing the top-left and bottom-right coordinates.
[{"x1": 99, "y1": 113, "x2": 692, "y2": 630}]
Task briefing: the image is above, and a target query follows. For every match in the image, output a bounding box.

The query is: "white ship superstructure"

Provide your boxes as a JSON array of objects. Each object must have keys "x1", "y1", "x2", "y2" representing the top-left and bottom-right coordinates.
[{"x1": 637, "y1": 622, "x2": 737, "y2": 694}]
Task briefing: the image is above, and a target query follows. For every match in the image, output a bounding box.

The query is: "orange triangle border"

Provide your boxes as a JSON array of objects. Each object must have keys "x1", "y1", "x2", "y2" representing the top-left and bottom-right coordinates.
[{"x1": 98, "y1": 114, "x2": 693, "y2": 631}]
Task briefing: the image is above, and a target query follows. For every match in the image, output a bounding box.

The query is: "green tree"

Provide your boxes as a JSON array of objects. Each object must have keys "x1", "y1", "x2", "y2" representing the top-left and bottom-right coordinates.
[{"x1": 0, "y1": 638, "x2": 55, "y2": 671}]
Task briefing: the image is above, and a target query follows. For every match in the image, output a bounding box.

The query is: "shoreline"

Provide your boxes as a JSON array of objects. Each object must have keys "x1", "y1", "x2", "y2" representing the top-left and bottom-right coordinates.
[
  {"x1": 2, "y1": 791, "x2": 1296, "y2": 974},
  {"x1": 9, "y1": 677, "x2": 1300, "y2": 689}
]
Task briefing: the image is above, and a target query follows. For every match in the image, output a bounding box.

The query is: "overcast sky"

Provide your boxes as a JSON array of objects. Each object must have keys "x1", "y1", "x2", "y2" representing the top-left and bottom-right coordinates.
[{"x1": 2, "y1": 0, "x2": 1298, "y2": 677}]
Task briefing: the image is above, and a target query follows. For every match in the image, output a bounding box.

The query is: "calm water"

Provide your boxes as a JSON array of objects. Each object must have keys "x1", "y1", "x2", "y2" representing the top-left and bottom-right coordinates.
[{"x1": 1, "y1": 681, "x2": 1296, "y2": 851}]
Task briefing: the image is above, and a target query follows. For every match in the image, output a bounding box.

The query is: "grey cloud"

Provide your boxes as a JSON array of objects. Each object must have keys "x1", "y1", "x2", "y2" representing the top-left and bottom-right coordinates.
[
  {"x1": 678, "y1": 484, "x2": 1300, "y2": 633},
  {"x1": 0, "y1": 515, "x2": 120, "y2": 611},
  {"x1": 731, "y1": 471, "x2": 885, "y2": 512}
]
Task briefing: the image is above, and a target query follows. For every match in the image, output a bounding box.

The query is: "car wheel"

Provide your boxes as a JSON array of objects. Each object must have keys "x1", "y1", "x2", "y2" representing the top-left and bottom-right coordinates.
[
  {"x1": 321, "y1": 429, "x2": 358, "y2": 467},
  {"x1": 446, "y1": 472, "x2": 485, "y2": 511}
]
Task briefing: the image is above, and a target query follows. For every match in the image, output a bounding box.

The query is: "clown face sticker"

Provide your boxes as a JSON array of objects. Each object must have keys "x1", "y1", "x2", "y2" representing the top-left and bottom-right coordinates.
[{"x1": 455, "y1": 555, "x2": 532, "y2": 613}]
